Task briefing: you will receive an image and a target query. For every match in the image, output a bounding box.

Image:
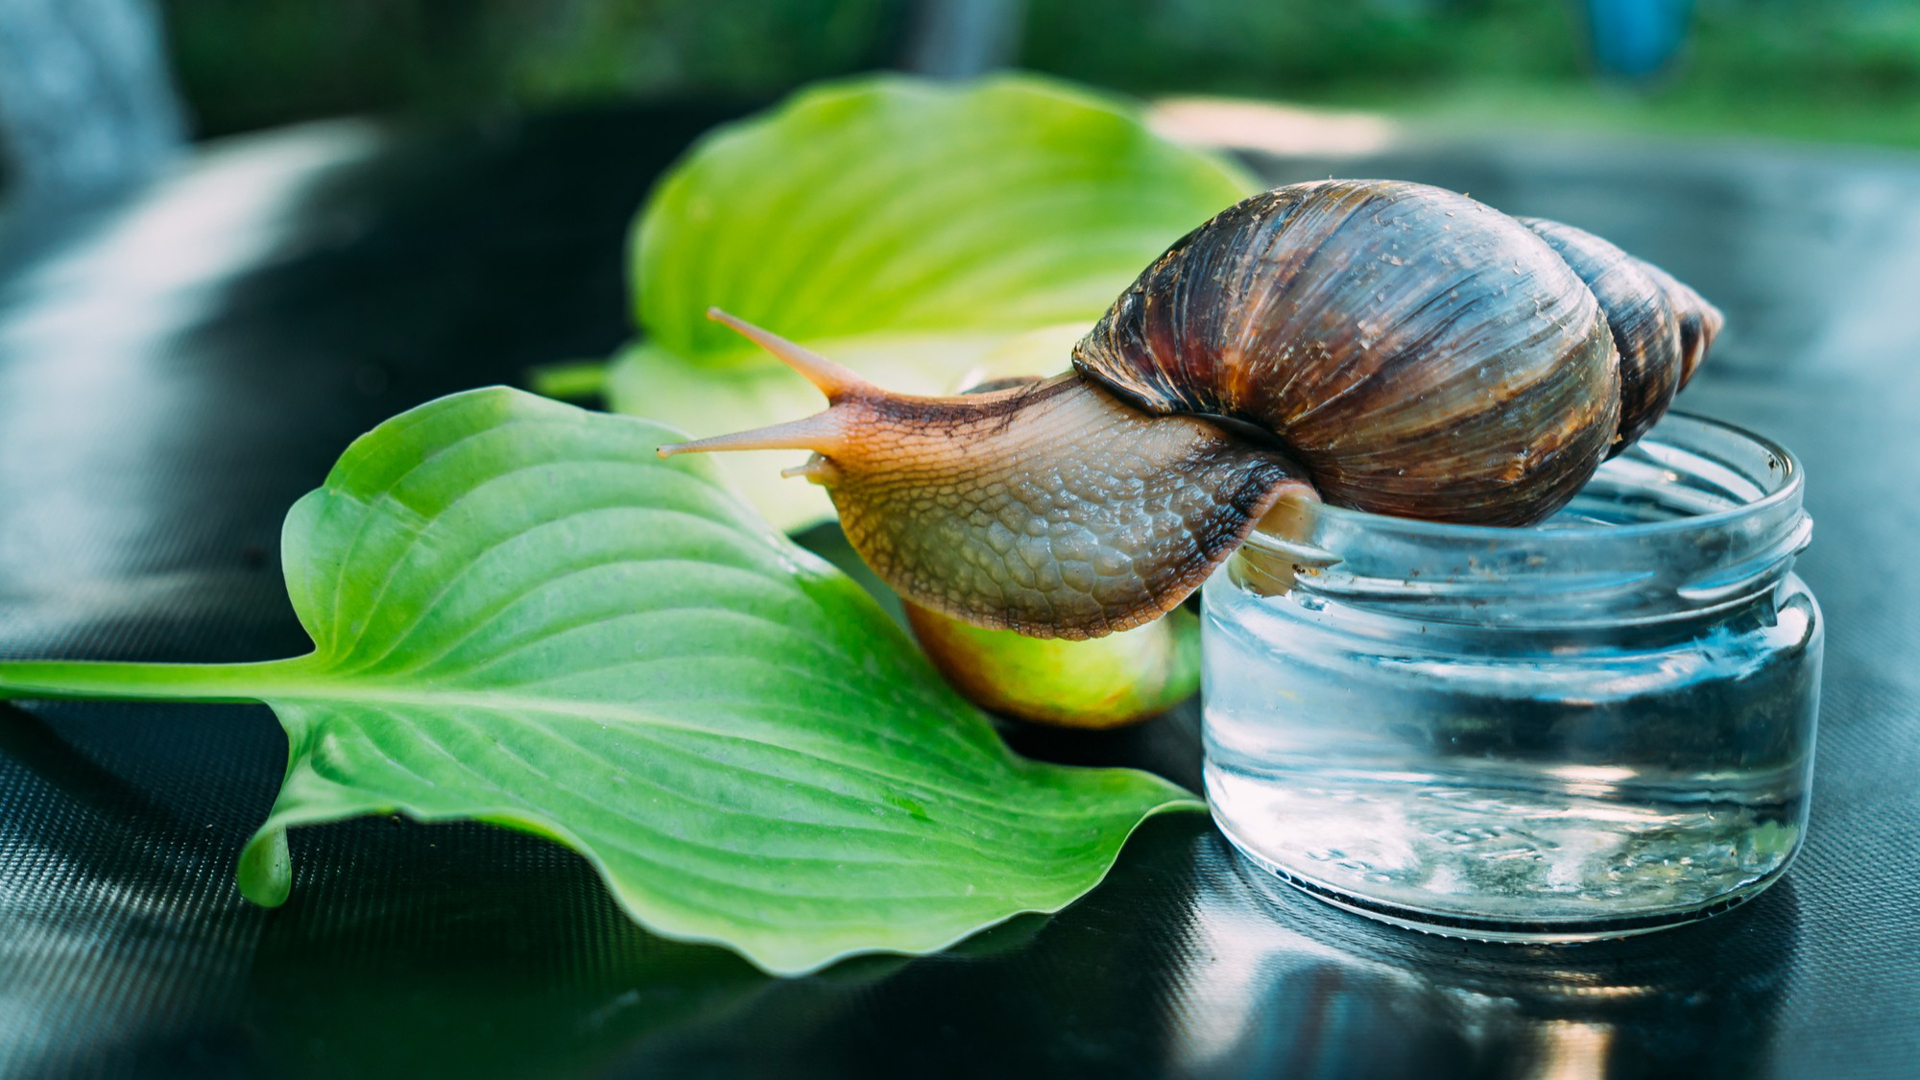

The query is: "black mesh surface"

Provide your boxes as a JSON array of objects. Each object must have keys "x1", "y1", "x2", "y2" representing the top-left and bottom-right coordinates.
[{"x1": 1, "y1": 106, "x2": 1916, "y2": 1078}]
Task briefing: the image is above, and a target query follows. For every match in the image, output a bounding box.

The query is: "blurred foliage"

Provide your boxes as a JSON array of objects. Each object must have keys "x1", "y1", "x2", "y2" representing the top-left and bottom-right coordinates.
[
  {"x1": 159, "y1": 0, "x2": 1920, "y2": 147},
  {"x1": 1025, "y1": 0, "x2": 1583, "y2": 93},
  {"x1": 1021, "y1": 0, "x2": 1920, "y2": 146},
  {"x1": 161, "y1": 0, "x2": 894, "y2": 136}
]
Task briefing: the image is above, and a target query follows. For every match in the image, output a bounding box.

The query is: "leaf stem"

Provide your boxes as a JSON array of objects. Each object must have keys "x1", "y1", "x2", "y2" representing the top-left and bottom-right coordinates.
[
  {"x1": 527, "y1": 360, "x2": 609, "y2": 402},
  {"x1": 0, "y1": 656, "x2": 314, "y2": 703}
]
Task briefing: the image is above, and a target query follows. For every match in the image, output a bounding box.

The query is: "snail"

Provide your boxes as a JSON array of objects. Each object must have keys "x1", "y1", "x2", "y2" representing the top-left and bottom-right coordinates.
[{"x1": 659, "y1": 180, "x2": 1722, "y2": 642}]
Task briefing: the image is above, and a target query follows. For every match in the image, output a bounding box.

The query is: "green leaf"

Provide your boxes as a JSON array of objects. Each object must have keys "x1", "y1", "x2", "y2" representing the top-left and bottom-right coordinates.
[
  {"x1": 607, "y1": 74, "x2": 1257, "y2": 530},
  {"x1": 906, "y1": 604, "x2": 1201, "y2": 730},
  {"x1": 0, "y1": 388, "x2": 1199, "y2": 976}
]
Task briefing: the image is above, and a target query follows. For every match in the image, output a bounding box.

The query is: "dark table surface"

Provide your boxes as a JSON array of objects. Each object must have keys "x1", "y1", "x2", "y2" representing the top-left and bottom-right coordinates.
[{"x1": 2, "y1": 103, "x2": 1917, "y2": 1079}]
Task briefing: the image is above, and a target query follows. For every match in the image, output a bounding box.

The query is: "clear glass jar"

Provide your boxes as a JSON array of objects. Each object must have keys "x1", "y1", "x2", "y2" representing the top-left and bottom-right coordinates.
[{"x1": 1202, "y1": 414, "x2": 1821, "y2": 941}]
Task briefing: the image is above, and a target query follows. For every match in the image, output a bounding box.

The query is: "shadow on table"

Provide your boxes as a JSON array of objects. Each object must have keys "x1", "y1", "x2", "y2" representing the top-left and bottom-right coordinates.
[
  {"x1": 232, "y1": 808, "x2": 1795, "y2": 1079},
  {"x1": 0, "y1": 696, "x2": 1797, "y2": 1078},
  {"x1": 237, "y1": 813, "x2": 1185, "y2": 1079},
  {"x1": 0, "y1": 699, "x2": 282, "y2": 1078}
]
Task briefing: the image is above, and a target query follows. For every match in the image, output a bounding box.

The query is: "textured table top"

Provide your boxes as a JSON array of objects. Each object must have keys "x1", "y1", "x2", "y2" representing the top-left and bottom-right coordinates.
[{"x1": 2, "y1": 104, "x2": 1916, "y2": 1079}]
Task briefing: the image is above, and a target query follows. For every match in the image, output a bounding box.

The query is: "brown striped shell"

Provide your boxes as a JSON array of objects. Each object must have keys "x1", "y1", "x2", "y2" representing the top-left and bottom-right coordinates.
[
  {"x1": 661, "y1": 179, "x2": 1725, "y2": 640},
  {"x1": 1519, "y1": 215, "x2": 1722, "y2": 451},
  {"x1": 1073, "y1": 180, "x2": 1722, "y2": 526}
]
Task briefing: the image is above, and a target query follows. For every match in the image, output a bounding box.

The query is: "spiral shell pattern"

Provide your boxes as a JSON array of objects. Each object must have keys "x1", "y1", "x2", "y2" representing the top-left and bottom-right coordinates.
[{"x1": 1073, "y1": 180, "x2": 1720, "y2": 526}]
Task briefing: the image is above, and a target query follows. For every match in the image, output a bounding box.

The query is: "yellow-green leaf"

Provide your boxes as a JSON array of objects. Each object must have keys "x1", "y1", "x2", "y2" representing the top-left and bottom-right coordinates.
[{"x1": 609, "y1": 74, "x2": 1257, "y2": 530}]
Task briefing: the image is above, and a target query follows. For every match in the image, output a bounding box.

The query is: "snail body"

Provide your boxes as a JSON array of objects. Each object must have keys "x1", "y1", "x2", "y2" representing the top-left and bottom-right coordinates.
[{"x1": 661, "y1": 180, "x2": 1722, "y2": 641}]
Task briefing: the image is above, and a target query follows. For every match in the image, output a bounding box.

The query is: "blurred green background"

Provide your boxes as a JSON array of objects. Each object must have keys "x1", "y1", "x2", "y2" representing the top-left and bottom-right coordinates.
[{"x1": 159, "y1": 0, "x2": 1920, "y2": 148}]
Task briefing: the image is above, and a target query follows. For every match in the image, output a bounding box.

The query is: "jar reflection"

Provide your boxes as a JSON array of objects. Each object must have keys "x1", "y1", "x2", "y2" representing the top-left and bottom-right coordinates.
[{"x1": 1168, "y1": 839, "x2": 1797, "y2": 1080}]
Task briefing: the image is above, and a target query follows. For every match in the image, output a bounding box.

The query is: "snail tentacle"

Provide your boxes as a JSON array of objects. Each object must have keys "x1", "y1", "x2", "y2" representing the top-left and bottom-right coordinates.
[
  {"x1": 660, "y1": 312, "x2": 1318, "y2": 638},
  {"x1": 663, "y1": 182, "x2": 1721, "y2": 640}
]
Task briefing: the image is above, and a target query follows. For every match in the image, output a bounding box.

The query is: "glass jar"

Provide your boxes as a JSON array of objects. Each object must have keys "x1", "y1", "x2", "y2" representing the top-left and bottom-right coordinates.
[{"x1": 1201, "y1": 414, "x2": 1821, "y2": 941}]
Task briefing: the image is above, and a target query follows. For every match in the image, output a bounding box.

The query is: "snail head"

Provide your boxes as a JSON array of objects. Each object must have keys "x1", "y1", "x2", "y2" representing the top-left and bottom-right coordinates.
[{"x1": 659, "y1": 308, "x2": 1315, "y2": 639}]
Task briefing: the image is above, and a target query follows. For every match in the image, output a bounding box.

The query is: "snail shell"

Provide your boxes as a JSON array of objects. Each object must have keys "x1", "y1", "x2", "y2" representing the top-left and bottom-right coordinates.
[
  {"x1": 1074, "y1": 179, "x2": 1719, "y2": 525},
  {"x1": 1517, "y1": 215, "x2": 1719, "y2": 451},
  {"x1": 661, "y1": 180, "x2": 1723, "y2": 638}
]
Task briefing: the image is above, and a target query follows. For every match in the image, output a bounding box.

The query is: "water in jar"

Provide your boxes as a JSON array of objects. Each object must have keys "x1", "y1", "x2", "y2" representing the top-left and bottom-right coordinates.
[{"x1": 1201, "y1": 450, "x2": 1822, "y2": 939}]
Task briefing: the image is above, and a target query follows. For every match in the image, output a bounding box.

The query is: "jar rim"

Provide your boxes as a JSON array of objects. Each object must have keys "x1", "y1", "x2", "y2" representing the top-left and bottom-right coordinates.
[
  {"x1": 1230, "y1": 413, "x2": 1812, "y2": 625},
  {"x1": 1243, "y1": 412, "x2": 1803, "y2": 556}
]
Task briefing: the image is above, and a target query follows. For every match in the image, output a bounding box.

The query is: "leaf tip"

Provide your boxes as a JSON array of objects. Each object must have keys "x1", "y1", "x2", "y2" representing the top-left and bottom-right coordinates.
[{"x1": 237, "y1": 827, "x2": 293, "y2": 908}]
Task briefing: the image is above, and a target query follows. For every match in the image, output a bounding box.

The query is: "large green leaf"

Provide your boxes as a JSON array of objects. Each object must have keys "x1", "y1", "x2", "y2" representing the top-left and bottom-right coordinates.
[
  {"x1": 607, "y1": 74, "x2": 1256, "y2": 530},
  {"x1": 0, "y1": 388, "x2": 1198, "y2": 975}
]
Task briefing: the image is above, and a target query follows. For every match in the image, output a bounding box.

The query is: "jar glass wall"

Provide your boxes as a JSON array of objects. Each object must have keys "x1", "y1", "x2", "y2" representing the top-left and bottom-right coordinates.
[{"x1": 1201, "y1": 414, "x2": 1822, "y2": 941}]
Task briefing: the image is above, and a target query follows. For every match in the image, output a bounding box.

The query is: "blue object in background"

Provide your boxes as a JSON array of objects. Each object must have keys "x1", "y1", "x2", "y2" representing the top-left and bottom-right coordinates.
[
  {"x1": 1583, "y1": 0, "x2": 1695, "y2": 80},
  {"x1": 0, "y1": 0, "x2": 185, "y2": 204}
]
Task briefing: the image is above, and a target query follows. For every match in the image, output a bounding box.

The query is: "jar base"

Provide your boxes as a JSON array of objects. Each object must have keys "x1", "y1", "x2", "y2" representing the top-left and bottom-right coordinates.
[{"x1": 1218, "y1": 816, "x2": 1791, "y2": 943}]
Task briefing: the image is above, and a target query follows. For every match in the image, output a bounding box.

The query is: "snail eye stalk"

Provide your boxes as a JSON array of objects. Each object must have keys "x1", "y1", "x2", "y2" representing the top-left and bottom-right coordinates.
[
  {"x1": 656, "y1": 309, "x2": 870, "y2": 460},
  {"x1": 657, "y1": 181, "x2": 1719, "y2": 643}
]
